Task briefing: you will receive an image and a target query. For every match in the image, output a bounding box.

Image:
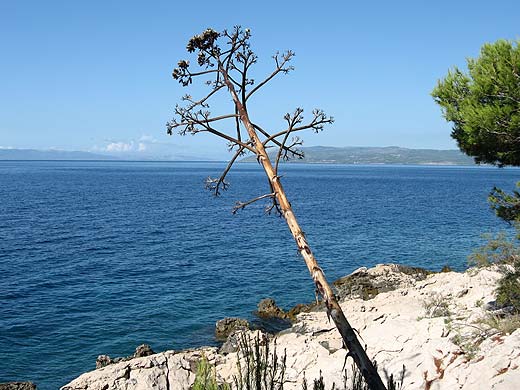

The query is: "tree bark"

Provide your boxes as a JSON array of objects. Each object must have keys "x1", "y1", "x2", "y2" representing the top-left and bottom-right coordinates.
[{"x1": 222, "y1": 73, "x2": 387, "y2": 390}]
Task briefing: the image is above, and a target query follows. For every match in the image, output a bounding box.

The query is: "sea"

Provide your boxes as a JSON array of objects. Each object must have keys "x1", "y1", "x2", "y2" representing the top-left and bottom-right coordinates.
[{"x1": 0, "y1": 161, "x2": 518, "y2": 389}]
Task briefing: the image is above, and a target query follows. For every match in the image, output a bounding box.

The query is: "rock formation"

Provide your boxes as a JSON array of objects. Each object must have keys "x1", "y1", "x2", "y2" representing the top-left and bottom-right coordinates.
[
  {"x1": 61, "y1": 265, "x2": 520, "y2": 390},
  {"x1": 215, "y1": 317, "x2": 250, "y2": 340},
  {"x1": 0, "y1": 383, "x2": 37, "y2": 390},
  {"x1": 95, "y1": 344, "x2": 156, "y2": 369}
]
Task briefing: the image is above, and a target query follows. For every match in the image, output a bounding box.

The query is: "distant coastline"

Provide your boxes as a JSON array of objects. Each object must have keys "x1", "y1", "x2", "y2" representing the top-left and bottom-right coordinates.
[
  {"x1": 0, "y1": 146, "x2": 477, "y2": 166},
  {"x1": 0, "y1": 148, "x2": 120, "y2": 161},
  {"x1": 240, "y1": 146, "x2": 476, "y2": 166},
  {"x1": 0, "y1": 148, "x2": 214, "y2": 162}
]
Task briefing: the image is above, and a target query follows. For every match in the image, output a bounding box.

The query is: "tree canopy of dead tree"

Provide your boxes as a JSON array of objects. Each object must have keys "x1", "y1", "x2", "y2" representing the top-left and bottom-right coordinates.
[{"x1": 167, "y1": 26, "x2": 387, "y2": 390}]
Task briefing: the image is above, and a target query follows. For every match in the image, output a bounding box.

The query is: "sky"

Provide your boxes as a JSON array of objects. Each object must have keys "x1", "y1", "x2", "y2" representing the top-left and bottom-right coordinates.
[{"x1": 0, "y1": 0, "x2": 519, "y2": 160}]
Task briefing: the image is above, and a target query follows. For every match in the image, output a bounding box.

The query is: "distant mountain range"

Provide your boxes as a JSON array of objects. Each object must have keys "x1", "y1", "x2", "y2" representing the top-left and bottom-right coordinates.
[
  {"x1": 0, "y1": 148, "x2": 211, "y2": 161},
  {"x1": 0, "y1": 148, "x2": 120, "y2": 160},
  {"x1": 0, "y1": 146, "x2": 477, "y2": 165},
  {"x1": 241, "y1": 146, "x2": 476, "y2": 165}
]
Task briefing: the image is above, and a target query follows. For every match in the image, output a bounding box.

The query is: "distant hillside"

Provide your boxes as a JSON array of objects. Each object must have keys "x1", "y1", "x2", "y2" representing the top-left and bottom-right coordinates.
[
  {"x1": 0, "y1": 148, "x2": 119, "y2": 160},
  {"x1": 241, "y1": 146, "x2": 476, "y2": 165},
  {"x1": 1, "y1": 146, "x2": 477, "y2": 165}
]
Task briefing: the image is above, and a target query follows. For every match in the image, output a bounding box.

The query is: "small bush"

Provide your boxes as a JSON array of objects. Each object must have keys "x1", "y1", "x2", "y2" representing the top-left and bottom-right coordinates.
[
  {"x1": 467, "y1": 227, "x2": 520, "y2": 317},
  {"x1": 495, "y1": 260, "x2": 520, "y2": 313},
  {"x1": 450, "y1": 333, "x2": 480, "y2": 361},
  {"x1": 195, "y1": 334, "x2": 407, "y2": 390},
  {"x1": 301, "y1": 371, "x2": 328, "y2": 390},
  {"x1": 300, "y1": 361, "x2": 405, "y2": 390},
  {"x1": 193, "y1": 354, "x2": 230, "y2": 390},
  {"x1": 421, "y1": 293, "x2": 451, "y2": 318},
  {"x1": 479, "y1": 313, "x2": 520, "y2": 335},
  {"x1": 468, "y1": 231, "x2": 520, "y2": 267},
  {"x1": 233, "y1": 333, "x2": 286, "y2": 390}
]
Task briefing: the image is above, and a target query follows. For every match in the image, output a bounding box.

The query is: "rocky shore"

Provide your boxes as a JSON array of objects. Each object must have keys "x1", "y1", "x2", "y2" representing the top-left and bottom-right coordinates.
[{"x1": 60, "y1": 264, "x2": 520, "y2": 389}]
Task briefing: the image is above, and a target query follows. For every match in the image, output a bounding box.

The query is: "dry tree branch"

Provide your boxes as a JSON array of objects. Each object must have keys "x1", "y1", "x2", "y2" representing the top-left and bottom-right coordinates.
[
  {"x1": 262, "y1": 109, "x2": 334, "y2": 147},
  {"x1": 221, "y1": 26, "x2": 251, "y2": 68},
  {"x1": 173, "y1": 112, "x2": 239, "y2": 128},
  {"x1": 275, "y1": 134, "x2": 303, "y2": 175},
  {"x1": 182, "y1": 84, "x2": 225, "y2": 110},
  {"x1": 245, "y1": 51, "x2": 295, "y2": 102},
  {"x1": 196, "y1": 123, "x2": 255, "y2": 154},
  {"x1": 232, "y1": 193, "x2": 276, "y2": 214},
  {"x1": 273, "y1": 108, "x2": 304, "y2": 174},
  {"x1": 205, "y1": 146, "x2": 246, "y2": 196},
  {"x1": 167, "y1": 110, "x2": 256, "y2": 154},
  {"x1": 252, "y1": 123, "x2": 304, "y2": 160}
]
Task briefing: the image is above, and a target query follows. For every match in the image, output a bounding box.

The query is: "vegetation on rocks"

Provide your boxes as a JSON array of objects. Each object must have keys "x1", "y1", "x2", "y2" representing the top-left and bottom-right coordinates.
[
  {"x1": 496, "y1": 261, "x2": 520, "y2": 313},
  {"x1": 193, "y1": 334, "x2": 406, "y2": 390},
  {"x1": 193, "y1": 355, "x2": 230, "y2": 390},
  {"x1": 300, "y1": 363, "x2": 405, "y2": 390},
  {"x1": 469, "y1": 227, "x2": 520, "y2": 320},
  {"x1": 433, "y1": 38, "x2": 520, "y2": 343},
  {"x1": 420, "y1": 293, "x2": 452, "y2": 318}
]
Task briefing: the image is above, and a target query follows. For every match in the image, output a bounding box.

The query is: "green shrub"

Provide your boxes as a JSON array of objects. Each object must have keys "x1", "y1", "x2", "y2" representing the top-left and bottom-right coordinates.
[
  {"x1": 233, "y1": 333, "x2": 286, "y2": 390},
  {"x1": 300, "y1": 361, "x2": 405, "y2": 390},
  {"x1": 192, "y1": 354, "x2": 230, "y2": 390},
  {"x1": 496, "y1": 260, "x2": 520, "y2": 313},
  {"x1": 478, "y1": 313, "x2": 520, "y2": 335},
  {"x1": 468, "y1": 231, "x2": 520, "y2": 267},
  {"x1": 450, "y1": 333, "x2": 481, "y2": 361},
  {"x1": 194, "y1": 334, "x2": 406, "y2": 390},
  {"x1": 467, "y1": 229, "x2": 520, "y2": 318},
  {"x1": 421, "y1": 293, "x2": 451, "y2": 318}
]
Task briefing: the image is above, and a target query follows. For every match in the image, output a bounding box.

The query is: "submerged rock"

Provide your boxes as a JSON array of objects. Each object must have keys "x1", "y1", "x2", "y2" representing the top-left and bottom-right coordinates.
[{"x1": 0, "y1": 383, "x2": 37, "y2": 390}]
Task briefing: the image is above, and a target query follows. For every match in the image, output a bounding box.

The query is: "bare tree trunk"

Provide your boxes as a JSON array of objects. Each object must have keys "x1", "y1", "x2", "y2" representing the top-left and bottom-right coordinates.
[{"x1": 222, "y1": 75, "x2": 387, "y2": 390}]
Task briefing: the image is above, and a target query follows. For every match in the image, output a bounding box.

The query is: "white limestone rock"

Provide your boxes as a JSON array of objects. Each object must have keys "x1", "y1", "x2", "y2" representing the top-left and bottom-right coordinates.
[{"x1": 62, "y1": 265, "x2": 520, "y2": 390}]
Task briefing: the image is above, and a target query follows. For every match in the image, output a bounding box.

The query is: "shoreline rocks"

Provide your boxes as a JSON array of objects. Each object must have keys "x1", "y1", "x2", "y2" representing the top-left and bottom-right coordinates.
[
  {"x1": 256, "y1": 298, "x2": 287, "y2": 319},
  {"x1": 0, "y1": 383, "x2": 37, "y2": 390},
  {"x1": 215, "y1": 317, "x2": 250, "y2": 340},
  {"x1": 333, "y1": 263, "x2": 431, "y2": 300},
  {"x1": 61, "y1": 264, "x2": 520, "y2": 390},
  {"x1": 95, "y1": 344, "x2": 155, "y2": 369}
]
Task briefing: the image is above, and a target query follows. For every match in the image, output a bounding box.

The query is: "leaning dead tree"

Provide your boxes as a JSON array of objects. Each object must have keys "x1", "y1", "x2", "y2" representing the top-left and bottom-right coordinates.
[{"x1": 167, "y1": 27, "x2": 387, "y2": 390}]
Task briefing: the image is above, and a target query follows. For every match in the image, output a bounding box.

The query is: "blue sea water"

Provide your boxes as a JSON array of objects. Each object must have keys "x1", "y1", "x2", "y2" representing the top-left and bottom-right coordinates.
[{"x1": 0, "y1": 161, "x2": 519, "y2": 389}]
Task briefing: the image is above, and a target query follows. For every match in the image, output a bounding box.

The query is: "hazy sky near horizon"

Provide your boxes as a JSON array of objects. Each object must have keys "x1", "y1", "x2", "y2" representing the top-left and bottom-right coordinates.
[{"x1": 1, "y1": 0, "x2": 519, "y2": 159}]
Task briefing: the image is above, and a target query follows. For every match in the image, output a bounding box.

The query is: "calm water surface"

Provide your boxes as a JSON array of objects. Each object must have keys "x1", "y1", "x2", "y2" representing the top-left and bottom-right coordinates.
[{"x1": 0, "y1": 161, "x2": 518, "y2": 389}]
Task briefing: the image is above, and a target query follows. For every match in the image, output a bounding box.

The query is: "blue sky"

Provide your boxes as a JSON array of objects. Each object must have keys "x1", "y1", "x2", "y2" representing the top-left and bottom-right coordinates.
[{"x1": 1, "y1": 0, "x2": 519, "y2": 159}]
